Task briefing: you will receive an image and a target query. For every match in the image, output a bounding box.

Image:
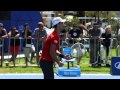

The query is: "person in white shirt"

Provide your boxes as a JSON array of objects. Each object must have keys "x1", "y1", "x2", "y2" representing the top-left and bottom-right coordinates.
[
  {"x1": 98, "y1": 20, "x2": 105, "y2": 36},
  {"x1": 118, "y1": 28, "x2": 120, "y2": 45},
  {"x1": 118, "y1": 29, "x2": 120, "y2": 36}
]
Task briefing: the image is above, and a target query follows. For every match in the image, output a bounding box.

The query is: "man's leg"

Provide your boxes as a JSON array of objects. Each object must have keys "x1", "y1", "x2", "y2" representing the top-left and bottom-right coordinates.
[
  {"x1": 105, "y1": 46, "x2": 110, "y2": 67},
  {"x1": 96, "y1": 43, "x2": 100, "y2": 65},
  {"x1": 40, "y1": 60, "x2": 54, "y2": 79},
  {"x1": 76, "y1": 48, "x2": 82, "y2": 65},
  {"x1": 90, "y1": 42, "x2": 94, "y2": 64},
  {"x1": 24, "y1": 48, "x2": 30, "y2": 66},
  {"x1": 35, "y1": 45, "x2": 39, "y2": 65},
  {"x1": 77, "y1": 56, "x2": 82, "y2": 65},
  {"x1": 30, "y1": 45, "x2": 35, "y2": 63},
  {"x1": 37, "y1": 44, "x2": 42, "y2": 65},
  {"x1": 10, "y1": 52, "x2": 18, "y2": 67}
]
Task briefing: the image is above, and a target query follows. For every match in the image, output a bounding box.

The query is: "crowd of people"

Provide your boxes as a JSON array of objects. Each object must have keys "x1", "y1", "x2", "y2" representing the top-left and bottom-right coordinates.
[
  {"x1": 59, "y1": 19, "x2": 113, "y2": 68},
  {"x1": 0, "y1": 17, "x2": 114, "y2": 70},
  {"x1": 0, "y1": 22, "x2": 47, "y2": 67}
]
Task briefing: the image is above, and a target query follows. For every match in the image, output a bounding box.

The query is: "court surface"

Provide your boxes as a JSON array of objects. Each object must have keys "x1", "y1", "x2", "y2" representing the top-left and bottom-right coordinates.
[{"x1": 0, "y1": 73, "x2": 120, "y2": 79}]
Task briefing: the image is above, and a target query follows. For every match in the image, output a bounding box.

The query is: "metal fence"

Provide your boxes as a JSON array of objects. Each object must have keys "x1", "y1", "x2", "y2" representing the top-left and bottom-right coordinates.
[
  {"x1": 0, "y1": 37, "x2": 119, "y2": 67},
  {"x1": 60, "y1": 37, "x2": 118, "y2": 65},
  {"x1": 0, "y1": 37, "x2": 44, "y2": 67}
]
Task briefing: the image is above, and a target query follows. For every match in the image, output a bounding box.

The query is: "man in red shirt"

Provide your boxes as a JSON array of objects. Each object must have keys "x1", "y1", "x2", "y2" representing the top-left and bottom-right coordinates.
[{"x1": 40, "y1": 17, "x2": 70, "y2": 79}]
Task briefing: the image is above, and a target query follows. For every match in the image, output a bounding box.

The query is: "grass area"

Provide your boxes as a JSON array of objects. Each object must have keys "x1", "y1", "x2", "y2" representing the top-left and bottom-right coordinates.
[{"x1": 0, "y1": 48, "x2": 116, "y2": 74}]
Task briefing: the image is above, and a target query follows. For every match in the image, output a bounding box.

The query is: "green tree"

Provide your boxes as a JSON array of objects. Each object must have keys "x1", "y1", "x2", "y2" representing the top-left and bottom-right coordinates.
[
  {"x1": 85, "y1": 11, "x2": 116, "y2": 22},
  {"x1": 65, "y1": 16, "x2": 80, "y2": 28}
]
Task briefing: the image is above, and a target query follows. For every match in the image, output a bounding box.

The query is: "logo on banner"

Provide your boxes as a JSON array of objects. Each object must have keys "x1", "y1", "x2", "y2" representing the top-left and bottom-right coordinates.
[{"x1": 114, "y1": 62, "x2": 120, "y2": 70}]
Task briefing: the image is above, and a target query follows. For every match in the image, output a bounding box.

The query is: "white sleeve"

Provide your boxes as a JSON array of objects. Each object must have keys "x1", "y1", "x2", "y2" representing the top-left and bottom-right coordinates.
[{"x1": 118, "y1": 29, "x2": 120, "y2": 35}]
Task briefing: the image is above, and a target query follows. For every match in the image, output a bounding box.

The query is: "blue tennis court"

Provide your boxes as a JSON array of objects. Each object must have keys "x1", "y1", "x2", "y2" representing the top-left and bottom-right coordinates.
[{"x1": 0, "y1": 74, "x2": 120, "y2": 79}]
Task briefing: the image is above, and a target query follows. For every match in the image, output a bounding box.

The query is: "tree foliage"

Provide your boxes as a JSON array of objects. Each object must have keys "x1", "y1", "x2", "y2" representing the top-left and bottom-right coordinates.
[{"x1": 85, "y1": 11, "x2": 116, "y2": 20}]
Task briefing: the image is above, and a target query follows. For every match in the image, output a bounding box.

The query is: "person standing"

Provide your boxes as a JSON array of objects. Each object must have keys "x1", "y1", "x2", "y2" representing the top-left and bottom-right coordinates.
[
  {"x1": 40, "y1": 17, "x2": 71, "y2": 79},
  {"x1": 33, "y1": 22, "x2": 47, "y2": 65},
  {"x1": 101, "y1": 25, "x2": 112, "y2": 67},
  {"x1": 68, "y1": 23, "x2": 83, "y2": 65},
  {"x1": 22, "y1": 23, "x2": 35, "y2": 66},
  {"x1": 0, "y1": 23, "x2": 7, "y2": 67},
  {"x1": 88, "y1": 23, "x2": 101, "y2": 67},
  {"x1": 8, "y1": 26, "x2": 20, "y2": 67},
  {"x1": 68, "y1": 23, "x2": 83, "y2": 45}
]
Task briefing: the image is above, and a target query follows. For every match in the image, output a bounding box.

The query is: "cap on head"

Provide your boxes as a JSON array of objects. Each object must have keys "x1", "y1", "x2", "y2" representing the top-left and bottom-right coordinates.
[
  {"x1": 38, "y1": 22, "x2": 43, "y2": 25},
  {"x1": 52, "y1": 17, "x2": 65, "y2": 27}
]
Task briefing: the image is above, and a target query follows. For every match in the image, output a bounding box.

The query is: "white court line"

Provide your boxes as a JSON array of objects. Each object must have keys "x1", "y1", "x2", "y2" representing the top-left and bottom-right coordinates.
[{"x1": 0, "y1": 73, "x2": 120, "y2": 79}]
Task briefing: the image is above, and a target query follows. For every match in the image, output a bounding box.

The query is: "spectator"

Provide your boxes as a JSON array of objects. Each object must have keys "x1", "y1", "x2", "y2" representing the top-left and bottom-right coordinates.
[
  {"x1": 33, "y1": 22, "x2": 47, "y2": 65},
  {"x1": 8, "y1": 26, "x2": 20, "y2": 66},
  {"x1": 22, "y1": 23, "x2": 35, "y2": 66},
  {"x1": 68, "y1": 23, "x2": 83, "y2": 45},
  {"x1": 97, "y1": 20, "x2": 105, "y2": 36},
  {"x1": 0, "y1": 23, "x2": 7, "y2": 66},
  {"x1": 101, "y1": 25, "x2": 112, "y2": 67},
  {"x1": 68, "y1": 23, "x2": 83, "y2": 65},
  {"x1": 88, "y1": 23, "x2": 101, "y2": 67},
  {"x1": 97, "y1": 20, "x2": 105, "y2": 63},
  {"x1": 118, "y1": 28, "x2": 120, "y2": 45}
]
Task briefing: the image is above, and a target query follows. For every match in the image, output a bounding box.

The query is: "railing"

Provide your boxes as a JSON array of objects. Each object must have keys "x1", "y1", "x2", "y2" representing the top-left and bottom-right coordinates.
[
  {"x1": 0, "y1": 37, "x2": 119, "y2": 67},
  {"x1": 0, "y1": 37, "x2": 44, "y2": 67},
  {"x1": 60, "y1": 37, "x2": 117, "y2": 65}
]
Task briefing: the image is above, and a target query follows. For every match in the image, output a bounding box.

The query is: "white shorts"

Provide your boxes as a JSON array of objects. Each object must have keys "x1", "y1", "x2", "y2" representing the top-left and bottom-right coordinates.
[{"x1": 23, "y1": 45, "x2": 35, "y2": 58}]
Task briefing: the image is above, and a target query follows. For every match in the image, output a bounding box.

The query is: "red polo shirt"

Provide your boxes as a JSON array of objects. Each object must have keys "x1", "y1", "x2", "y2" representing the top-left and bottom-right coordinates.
[{"x1": 40, "y1": 30, "x2": 60, "y2": 62}]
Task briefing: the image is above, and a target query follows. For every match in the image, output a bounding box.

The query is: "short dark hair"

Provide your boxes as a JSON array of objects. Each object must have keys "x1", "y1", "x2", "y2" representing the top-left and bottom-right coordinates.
[
  {"x1": 10, "y1": 26, "x2": 16, "y2": 31},
  {"x1": 82, "y1": 20, "x2": 86, "y2": 25},
  {"x1": 53, "y1": 24, "x2": 57, "y2": 28}
]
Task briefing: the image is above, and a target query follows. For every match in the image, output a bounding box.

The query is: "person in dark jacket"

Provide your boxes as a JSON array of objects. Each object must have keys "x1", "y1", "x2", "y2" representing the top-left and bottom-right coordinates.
[{"x1": 88, "y1": 23, "x2": 101, "y2": 67}]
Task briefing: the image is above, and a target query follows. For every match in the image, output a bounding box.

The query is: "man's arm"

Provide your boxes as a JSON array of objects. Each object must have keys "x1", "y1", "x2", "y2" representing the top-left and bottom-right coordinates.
[
  {"x1": 67, "y1": 30, "x2": 73, "y2": 40},
  {"x1": 67, "y1": 33, "x2": 71, "y2": 38},
  {"x1": 15, "y1": 31, "x2": 20, "y2": 38},
  {"x1": 50, "y1": 44, "x2": 61, "y2": 64},
  {"x1": 79, "y1": 29, "x2": 83, "y2": 39},
  {"x1": 56, "y1": 50, "x2": 61, "y2": 55},
  {"x1": 8, "y1": 32, "x2": 11, "y2": 37},
  {"x1": 15, "y1": 34, "x2": 20, "y2": 38},
  {"x1": 56, "y1": 50, "x2": 71, "y2": 60},
  {"x1": 44, "y1": 30, "x2": 47, "y2": 38}
]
